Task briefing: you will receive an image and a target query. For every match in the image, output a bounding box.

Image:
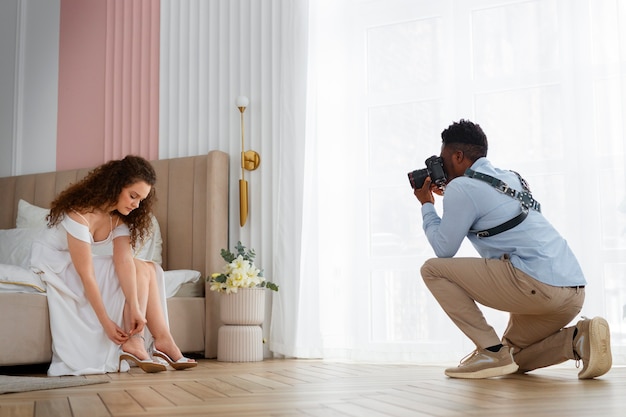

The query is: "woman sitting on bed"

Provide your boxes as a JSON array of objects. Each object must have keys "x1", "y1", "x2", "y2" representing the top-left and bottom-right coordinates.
[{"x1": 30, "y1": 155, "x2": 196, "y2": 376}]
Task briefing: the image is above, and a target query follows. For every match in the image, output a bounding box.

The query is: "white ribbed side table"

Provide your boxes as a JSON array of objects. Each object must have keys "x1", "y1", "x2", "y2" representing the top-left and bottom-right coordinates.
[
  {"x1": 217, "y1": 288, "x2": 265, "y2": 362},
  {"x1": 217, "y1": 326, "x2": 263, "y2": 362}
]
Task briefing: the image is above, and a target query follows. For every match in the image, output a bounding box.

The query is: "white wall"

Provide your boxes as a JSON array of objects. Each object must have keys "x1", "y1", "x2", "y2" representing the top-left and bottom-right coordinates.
[
  {"x1": 0, "y1": 0, "x2": 19, "y2": 176},
  {"x1": 0, "y1": 0, "x2": 60, "y2": 177},
  {"x1": 159, "y1": 0, "x2": 279, "y2": 249},
  {"x1": 159, "y1": 0, "x2": 291, "y2": 357}
]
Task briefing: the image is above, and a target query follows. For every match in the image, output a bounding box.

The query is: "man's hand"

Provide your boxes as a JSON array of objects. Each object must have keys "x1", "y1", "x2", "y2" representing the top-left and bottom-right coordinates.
[{"x1": 414, "y1": 177, "x2": 436, "y2": 205}]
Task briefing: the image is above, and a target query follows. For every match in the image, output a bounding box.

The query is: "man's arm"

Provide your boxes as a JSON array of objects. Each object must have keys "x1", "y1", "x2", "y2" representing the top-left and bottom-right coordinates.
[{"x1": 421, "y1": 181, "x2": 477, "y2": 258}]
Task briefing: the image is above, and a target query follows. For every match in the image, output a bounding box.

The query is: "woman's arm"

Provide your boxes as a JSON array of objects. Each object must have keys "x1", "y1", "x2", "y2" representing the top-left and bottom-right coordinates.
[
  {"x1": 67, "y1": 233, "x2": 129, "y2": 345},
  {"x1": 112, "y1": 235, "x2": 146, "y2": 336}
]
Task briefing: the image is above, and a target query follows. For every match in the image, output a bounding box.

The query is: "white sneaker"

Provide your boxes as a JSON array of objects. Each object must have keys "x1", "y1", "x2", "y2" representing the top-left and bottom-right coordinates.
[
  {"x1": 574, "y1": 316, "x2": 612, "y2": 379},
  {"x1": 445, "y1": 347, "x2": 518, "y2": 379}
]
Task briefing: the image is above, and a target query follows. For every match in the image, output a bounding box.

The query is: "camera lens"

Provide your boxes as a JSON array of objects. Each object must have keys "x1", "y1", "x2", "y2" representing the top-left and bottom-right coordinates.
[{"x1": 408, "y1": 168, "x2": 429, "y2": 189}]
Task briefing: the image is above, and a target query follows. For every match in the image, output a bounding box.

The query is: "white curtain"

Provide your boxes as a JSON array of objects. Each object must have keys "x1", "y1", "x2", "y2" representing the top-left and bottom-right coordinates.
[
  {"x1": 276, "y1": 0, "x2": 626, "y2": 364},
  {"x1": 269, "y1": 0, "x2": 325, "y2": 358},
  {"x1": 159, "y1": 0, "x2": 310, "y2": 357}
]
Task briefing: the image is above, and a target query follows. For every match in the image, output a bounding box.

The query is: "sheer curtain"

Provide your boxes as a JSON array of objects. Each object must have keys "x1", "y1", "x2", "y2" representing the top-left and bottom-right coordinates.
[
  {"x1": 282, "y1": 0, "x2": 626, "y2": 364},
  {"x1": 269, "y1": 0, "x2": 325, "y2": 358}
]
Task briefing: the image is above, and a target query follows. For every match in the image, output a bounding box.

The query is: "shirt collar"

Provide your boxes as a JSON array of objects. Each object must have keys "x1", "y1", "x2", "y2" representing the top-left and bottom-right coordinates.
[{"x1": 470, "y1": 157, "x2": 490, "y2": 170}]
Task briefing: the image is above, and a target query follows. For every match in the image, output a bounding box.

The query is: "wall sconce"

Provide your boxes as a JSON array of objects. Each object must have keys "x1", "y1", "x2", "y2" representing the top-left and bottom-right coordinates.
[{"x1": 237, "y1": 96, "x2": 260, "y2": 227}]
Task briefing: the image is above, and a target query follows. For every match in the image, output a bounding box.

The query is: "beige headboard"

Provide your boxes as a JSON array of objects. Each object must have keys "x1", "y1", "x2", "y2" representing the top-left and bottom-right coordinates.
[
  {"x1": 0, "y1": 150, "x2": 230, "y2": 360},
  {"x1": 0, "y1": 151, "x2": 229, "y2": 280}
]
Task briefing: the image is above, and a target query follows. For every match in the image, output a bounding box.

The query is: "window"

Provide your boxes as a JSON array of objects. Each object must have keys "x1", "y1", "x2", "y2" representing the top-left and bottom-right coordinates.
[{"x1": 314, "y1": 0, "x2": 626, "y2": 361}]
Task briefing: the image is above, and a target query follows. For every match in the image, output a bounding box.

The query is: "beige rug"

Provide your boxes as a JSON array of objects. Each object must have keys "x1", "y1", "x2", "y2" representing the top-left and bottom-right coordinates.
[{"x1": 0, "y1": 375, "x2": 107, "y2": 394}]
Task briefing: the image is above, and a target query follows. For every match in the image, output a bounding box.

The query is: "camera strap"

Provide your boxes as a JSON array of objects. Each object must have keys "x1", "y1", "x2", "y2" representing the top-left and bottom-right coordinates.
[{"x1": 464, "y1": 168, "x2": 541, "y2": 238}]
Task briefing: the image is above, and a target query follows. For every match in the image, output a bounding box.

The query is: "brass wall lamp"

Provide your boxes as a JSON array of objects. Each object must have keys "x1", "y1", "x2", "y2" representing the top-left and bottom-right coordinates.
[{"x1": 236, "y1": 96, "x2": 260, "y2": 227}]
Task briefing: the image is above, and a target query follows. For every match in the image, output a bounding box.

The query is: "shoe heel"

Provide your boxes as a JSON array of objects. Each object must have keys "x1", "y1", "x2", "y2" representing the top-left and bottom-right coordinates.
[
  {"x1": 153, "y1": 349, "x2": 197, "y2": 370},
  {"x1": 119, "y1": 352, "x2": 166, "y2": 373}
]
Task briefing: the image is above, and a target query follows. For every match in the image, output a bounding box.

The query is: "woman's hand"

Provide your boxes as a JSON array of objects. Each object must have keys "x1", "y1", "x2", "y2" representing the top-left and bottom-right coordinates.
[
  {"x1": 102, "y1": 318, "x2": 130, "y2": 345},
  {"x1": 126, "y1": 307, "x2": 147, "y2": 337}
]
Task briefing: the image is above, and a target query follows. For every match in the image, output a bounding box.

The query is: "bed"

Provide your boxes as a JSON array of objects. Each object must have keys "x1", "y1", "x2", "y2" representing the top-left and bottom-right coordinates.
[{"x1": 0, "y1": 151, "x2": 229, "y2": 366}]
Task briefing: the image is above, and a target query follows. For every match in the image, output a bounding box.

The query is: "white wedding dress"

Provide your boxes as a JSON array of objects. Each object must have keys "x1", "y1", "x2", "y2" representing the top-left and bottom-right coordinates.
[{"x1": 30, "y1": 215, "x2": 167, "y2": 376}]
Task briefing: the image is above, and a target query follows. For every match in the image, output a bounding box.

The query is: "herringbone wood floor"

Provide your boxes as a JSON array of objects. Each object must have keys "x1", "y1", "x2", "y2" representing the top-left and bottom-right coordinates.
[{"x1": 0, "y1": 359, "x2": 624, "y2": 417}]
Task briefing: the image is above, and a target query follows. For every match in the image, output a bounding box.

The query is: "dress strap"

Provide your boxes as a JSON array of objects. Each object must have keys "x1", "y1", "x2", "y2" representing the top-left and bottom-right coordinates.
[{"x1": 72, "y1": 210, "x2": 90, "y2": 226}]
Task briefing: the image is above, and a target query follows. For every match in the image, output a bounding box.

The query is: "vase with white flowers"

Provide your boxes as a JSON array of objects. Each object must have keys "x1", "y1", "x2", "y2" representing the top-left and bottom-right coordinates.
[
  {"x1": 209, "y1": 242, "x2": 278, "y2": 362},
  {"x1": 208, "y1": 242, "x2": 278, "y2": 326}
]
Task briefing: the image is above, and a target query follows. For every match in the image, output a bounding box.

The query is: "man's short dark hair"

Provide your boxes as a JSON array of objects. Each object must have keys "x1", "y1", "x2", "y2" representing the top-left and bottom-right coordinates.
[{"x1": 441, "y1": 119, "x2": 488, "y2": 161}]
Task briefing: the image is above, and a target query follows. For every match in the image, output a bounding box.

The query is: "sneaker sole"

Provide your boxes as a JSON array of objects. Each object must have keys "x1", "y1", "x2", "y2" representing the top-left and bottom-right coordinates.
[
  {"x1": 445, "y1": 362, "x2": 519, "y2": 379},
  {"x1": 579, "y1": 317, "x2": 612, "y2": 379}
]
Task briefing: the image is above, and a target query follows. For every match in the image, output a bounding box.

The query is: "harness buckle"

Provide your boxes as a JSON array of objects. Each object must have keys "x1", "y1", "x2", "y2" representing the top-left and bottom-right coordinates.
[{"x1": 495, "y1": 184, "x2": 511, "y2": 195}]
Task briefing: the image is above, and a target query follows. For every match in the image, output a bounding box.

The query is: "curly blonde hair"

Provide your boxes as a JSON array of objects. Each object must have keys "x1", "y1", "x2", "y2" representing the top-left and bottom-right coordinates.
[{"x1": 47, "y1": 155, "x2": 157, "y2": 248}]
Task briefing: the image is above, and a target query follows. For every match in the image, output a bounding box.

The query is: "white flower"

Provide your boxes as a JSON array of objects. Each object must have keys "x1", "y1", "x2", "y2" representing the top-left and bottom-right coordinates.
[
  {"x1": 208, "y1": 242, "x2": 278, "y2": 293},
  {"x1": 210, "y1": 281, "x2": 225, "y2": 293}
]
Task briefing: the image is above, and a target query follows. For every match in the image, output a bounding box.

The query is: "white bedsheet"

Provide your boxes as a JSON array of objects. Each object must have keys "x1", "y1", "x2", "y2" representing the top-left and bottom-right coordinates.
[{"x1": 0, "y1": 263, "x2": 46, "y2": 293}]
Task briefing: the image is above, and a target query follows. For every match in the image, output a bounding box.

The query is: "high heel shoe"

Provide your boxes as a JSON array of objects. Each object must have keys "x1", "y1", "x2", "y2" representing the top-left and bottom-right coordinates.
[
  {"x1": 119, "y1": 351, "x2": 167, "y2": 373},
  {"x1": 153, "y1": 349, "x2": 198, "y2": 370}
]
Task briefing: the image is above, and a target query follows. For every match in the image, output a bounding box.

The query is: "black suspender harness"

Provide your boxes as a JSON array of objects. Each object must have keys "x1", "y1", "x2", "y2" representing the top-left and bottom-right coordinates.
[{"x1": 464, "y1": 168, "x2": 541, "y2": 238}]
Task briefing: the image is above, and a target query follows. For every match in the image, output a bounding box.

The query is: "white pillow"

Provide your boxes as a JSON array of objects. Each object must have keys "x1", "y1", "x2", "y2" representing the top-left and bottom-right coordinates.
[
  {"x1": 0, "y1": 228, "x2": 41, "y2": 268},
  {"x1": 163, "y1": 269, "x2": 201, "y2": 298},
  {"x1": 16, "y1": 199, "x2": 49, "y2": 228},
  {"x1": 173, "y1": 279, "x2": 205, "y2": 298},
  {"x1": 0, "y1": 263, "x2": 46, "y2": 293},
  {"x1": 133, "y1": 215, "x2": 163, "y2": 265}
]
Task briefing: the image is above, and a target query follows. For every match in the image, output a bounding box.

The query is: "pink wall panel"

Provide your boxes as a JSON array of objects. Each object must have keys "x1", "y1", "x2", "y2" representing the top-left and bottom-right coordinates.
[
  {"x1": 57, "y1": 0, "x2": 107, "y2": 170},
  {"x1": 57, "y1": 0, "x2": 159, "y2": 171}
]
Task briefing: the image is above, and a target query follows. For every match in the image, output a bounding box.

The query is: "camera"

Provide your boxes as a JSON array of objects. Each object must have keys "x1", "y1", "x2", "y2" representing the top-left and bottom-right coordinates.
[{"x1": 407, "y1": 155, "x2": 447, "y2": 190}]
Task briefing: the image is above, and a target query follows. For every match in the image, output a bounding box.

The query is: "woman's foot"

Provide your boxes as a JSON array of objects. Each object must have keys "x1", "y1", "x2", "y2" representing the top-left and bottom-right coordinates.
[
  {"x1": 119, "y1": 334, "x2": 166, "y2": 373},
  {"x1": 121, "y1": 334, "x2": 151, "y2": 361},
  {"x1": 153, "y1": 337, "x2": 197, "y2": 369},
  {"x1": 153, "y1": 349, "x2": 197, "y2": 370},
  {"x1": 119, "y1": 351, "x2": 166, "y2": 373}
]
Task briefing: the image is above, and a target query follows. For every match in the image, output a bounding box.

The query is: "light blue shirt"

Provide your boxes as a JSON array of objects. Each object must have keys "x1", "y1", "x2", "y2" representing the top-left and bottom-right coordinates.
[{"x1": 421, "y1": 157, "x2": 586, "y2": 287}]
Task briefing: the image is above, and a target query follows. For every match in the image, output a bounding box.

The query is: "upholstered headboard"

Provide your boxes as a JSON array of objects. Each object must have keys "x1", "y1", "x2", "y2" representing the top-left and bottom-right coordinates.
[{"x1": 0, "y1": 151, "x2": 229, "y2": 358}]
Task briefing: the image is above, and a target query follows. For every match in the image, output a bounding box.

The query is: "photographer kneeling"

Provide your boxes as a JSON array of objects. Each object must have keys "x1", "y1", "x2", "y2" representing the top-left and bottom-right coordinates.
[{"x1": 413, "y1": 119, "x2": 611, "y2": 379}]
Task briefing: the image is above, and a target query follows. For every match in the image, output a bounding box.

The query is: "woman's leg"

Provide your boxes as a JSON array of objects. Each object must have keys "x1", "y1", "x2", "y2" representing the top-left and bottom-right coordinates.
[
  {"x1": 120, "y1": 271, "x2": 150, "y2": 360},
  {"x1": 135, "y1": 259, "x2": 193, "y2": 362}
]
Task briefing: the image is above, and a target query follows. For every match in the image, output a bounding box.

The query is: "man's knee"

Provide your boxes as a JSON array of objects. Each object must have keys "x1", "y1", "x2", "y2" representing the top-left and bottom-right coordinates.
[{"x1": 420, "y1": 258, "x2": 440, "y2": 282}]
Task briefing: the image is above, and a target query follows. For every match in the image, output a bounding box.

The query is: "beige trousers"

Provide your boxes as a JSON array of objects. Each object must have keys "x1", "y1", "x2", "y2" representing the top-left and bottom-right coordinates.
[{"x1": 421, "y1": 256, "x2": 585, "y2": 372}]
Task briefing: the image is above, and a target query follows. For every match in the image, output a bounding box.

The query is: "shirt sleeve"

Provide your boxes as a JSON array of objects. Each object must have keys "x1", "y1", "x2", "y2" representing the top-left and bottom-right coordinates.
[{"x1": 421, "y1": 181, "x2": 478, "y2": 258}]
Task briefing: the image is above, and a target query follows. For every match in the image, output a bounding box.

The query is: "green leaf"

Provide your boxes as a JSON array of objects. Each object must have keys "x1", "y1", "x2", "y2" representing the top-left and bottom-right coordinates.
[
  {"x1": 221, "y1": 248, "x2": 235, "y2": 263},
  {"x1": 214, "y1": 242, "x2": 273, "y2": 291},
  {"x1": 206, "y1": 274, "x2": 227, "y2": 283}
]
